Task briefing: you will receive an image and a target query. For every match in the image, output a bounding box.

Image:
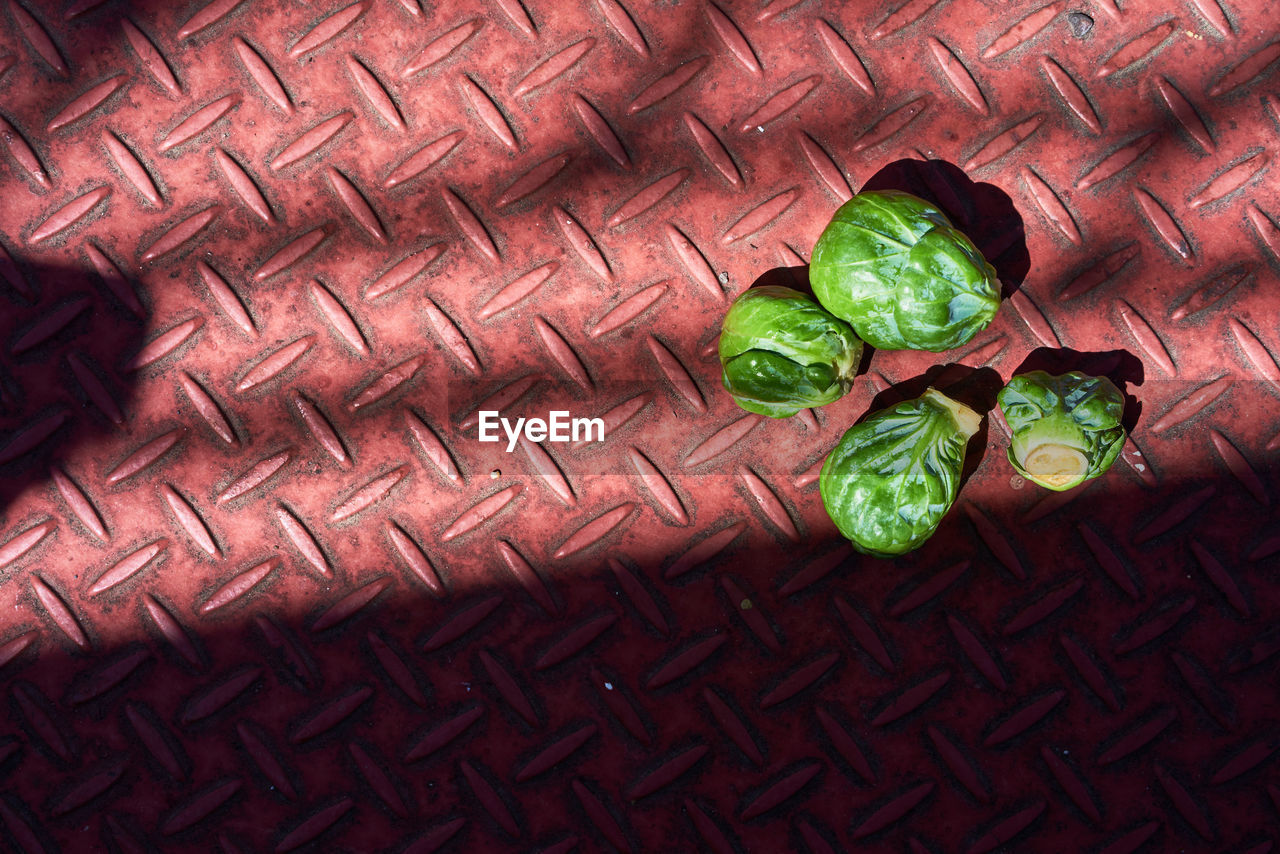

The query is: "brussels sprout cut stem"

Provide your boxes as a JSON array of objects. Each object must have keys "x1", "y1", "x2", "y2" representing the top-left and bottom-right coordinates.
[
  {"x1": 997, "y1": 371, "x2": 1126, "y2": 492},
  {"x1": 925, "y1": 387, "x2": 981, "y2": 439},
  {"x1": 819, "y1": 387, "x2": 980, "y2": 557},
  {"x1": 1017, "y1": 438, "x2": 1089, "y2": 488}
]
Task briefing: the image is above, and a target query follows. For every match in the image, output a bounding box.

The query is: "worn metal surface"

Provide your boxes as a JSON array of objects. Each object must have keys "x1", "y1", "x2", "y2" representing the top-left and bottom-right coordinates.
[{"x1": 1, "y1": 0, "x2": 1278, "y2": 850}]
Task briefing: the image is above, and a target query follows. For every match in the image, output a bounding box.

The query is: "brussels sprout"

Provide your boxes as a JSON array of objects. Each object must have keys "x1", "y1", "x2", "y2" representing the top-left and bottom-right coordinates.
[
  {"x1": 809, "y1": 190, "x2": 1001, "y2": 352},
  {"x1": 819, "y1": 388, "x2": 981, "y2": 557},
  {"x1": 997, "y1": 370, "x2": 1126, "y2": 491},
  {"x1": 719, "y1": 285, "x2": 864, "y2": 418}
]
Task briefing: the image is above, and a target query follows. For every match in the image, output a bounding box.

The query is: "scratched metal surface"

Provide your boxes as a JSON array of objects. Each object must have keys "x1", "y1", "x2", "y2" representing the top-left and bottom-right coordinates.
[{"x1": 1, "y1": 0, "x2": 1278, "y2": 851}]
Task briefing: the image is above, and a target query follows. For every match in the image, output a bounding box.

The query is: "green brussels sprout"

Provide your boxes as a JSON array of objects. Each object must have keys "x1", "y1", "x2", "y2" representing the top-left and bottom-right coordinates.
[
  {"x1": 719, "y1": 285, "x2": 864, "y2": 418},
  {"x1": 997, "y1": 370, "x2": 1126, "y2": 491},
  {"x1": 809, "y1": 190, "x2": 1001, "y2": 352},
  {"x1": 819, "y1": 388, "x2": 981, "y2": 557}
]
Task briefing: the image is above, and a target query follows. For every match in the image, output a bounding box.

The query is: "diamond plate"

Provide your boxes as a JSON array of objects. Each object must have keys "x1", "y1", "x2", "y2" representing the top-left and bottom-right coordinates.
[{"x1": 1, "y1": 0, "x2": 1279, "y2": 851}]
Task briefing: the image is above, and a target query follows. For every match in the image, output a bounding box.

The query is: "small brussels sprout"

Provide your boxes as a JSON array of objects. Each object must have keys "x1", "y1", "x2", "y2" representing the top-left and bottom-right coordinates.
[
  {"x1": 809, "y1": 190, "x2": 1001, "y2": 352},
  {"x1": 719, "y1": 285, "x2": 864, "y2": 418},
  {"x1": 819, "y1": 388, "x2": 981, "y2": 557},
  {"x1": 997, "y1": 370, "x2": 1126, "y2": 491}
]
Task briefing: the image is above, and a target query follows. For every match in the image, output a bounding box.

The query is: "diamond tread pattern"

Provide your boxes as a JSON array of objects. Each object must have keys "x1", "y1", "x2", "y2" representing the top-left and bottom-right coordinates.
[{"x1": 0, "y1": 0, "x2": 1278, "y2": 851}]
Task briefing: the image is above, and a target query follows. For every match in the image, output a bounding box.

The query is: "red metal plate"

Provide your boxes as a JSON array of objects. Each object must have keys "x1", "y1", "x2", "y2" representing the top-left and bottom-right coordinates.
[{"x1": 1, "y1": 0, "x2": 1278, "y2": 850}]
